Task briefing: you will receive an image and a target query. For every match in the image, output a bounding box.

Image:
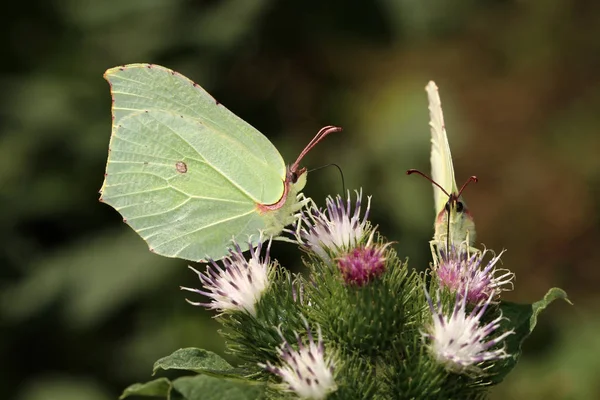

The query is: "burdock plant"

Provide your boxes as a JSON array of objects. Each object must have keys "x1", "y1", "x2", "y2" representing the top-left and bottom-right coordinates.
[
  {"x1": 121, "y1": 191, "x2": 569, "y2": 400},
  {"x1": 102, "y1": 67, "x2": 569, "y2": 399}
]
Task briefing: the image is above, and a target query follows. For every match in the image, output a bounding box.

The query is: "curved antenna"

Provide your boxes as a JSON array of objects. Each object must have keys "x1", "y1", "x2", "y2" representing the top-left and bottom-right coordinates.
[
  {"x1": 308, "y1": 163, "x2": 346, "y2": 194},
  {"x1": 406, "y1": 169, "x2": 450, "y2": 197},
  {"x1": 408, "y1": 169, "x2": 478, "y2": 255},
  {"x1": 290, "y1": 126, "x2": 342, "y2": 173},
  {"x1": 457, "y1": 176, "x2": 478, "y2": 197}
]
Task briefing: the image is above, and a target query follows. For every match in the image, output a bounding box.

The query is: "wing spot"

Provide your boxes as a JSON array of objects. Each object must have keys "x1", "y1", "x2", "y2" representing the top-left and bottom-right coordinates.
[{"x1": 176, "y1": 161, "x2": 188, "y2": 174}]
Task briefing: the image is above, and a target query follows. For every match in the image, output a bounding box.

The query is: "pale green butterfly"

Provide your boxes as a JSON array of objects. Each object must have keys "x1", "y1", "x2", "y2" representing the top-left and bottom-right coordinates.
[
  {"x1": 99, "y1": 63, "x2": 340, "y2": 262},
  {"x1": 407, "y1": 81, "x2": 477, "y2": 251}
]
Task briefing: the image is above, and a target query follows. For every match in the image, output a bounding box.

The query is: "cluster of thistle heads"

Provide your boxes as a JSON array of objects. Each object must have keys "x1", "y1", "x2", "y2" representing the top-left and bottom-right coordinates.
[{"x1": 181, "y1": 191, "x2": 516, "y2": 399}]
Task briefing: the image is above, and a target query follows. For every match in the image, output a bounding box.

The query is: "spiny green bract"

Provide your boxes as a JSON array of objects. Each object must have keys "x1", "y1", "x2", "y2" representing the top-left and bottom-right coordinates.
[
  {"x1": 219, "y1": 268, "x2": 307, "y2": 374},
  {"x1": 303, "y1": 239, "x2": 424, "y2": 358}
]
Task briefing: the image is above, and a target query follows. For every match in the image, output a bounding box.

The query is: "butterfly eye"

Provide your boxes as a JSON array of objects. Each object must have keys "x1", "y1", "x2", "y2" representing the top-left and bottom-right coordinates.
[
  {"x1": 444, "y1": 202, "x2": 451, "y2": 212},
  {"x1": 456, "y1": 201, "x2": 464, "y2": 212}
]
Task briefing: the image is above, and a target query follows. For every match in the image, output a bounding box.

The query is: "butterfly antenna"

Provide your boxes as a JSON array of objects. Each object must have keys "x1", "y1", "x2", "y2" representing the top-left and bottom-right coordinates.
[
  {"x1": 291, "y1": 126, "x2": 342, "y2": 173},
  {"x1": 406, "y1": 169, "x2": 450, "y2": 197},
  {"x1": 457, "y1": 176, "x2": 478, "y2": 197},
  {"x1": 408, "y1": 169, "x2": 455, "y2": 255},
  {"x1": 308, "y1": 163, "x2": 346, "y2": 194}
]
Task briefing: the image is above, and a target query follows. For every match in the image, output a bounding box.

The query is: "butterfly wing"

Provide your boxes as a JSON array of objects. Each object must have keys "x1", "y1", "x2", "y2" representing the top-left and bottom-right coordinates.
[
  {"x1": 100, "y1": 64, "x2": 288, "y2": 261},
  {"x1": 426, "y1": 81, "x2": 458, "y2": 214}
]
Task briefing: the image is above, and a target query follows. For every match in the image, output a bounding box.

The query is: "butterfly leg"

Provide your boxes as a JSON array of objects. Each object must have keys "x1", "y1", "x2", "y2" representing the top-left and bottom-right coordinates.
[
  {"x1": 429, "y1": 240, "x2": 442, "y2": 268},
  {"x1": 464, "y1": 231, "x2": 481, "y2": 256}
]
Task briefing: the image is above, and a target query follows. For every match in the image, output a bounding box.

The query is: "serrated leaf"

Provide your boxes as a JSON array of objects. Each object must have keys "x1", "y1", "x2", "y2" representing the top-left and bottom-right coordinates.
[
  {"x1": 171, "y1": 375, "x2": 265, "y2": 400},
  {"x1": 153, "y1": 348, "x2": 241, "y2": 377},
  {"x1": 489, "y1": 287, "x2": 571, "y2": 384},
  {"x1": 120, "y1": 377, "x2": 172, "y2": 399}
]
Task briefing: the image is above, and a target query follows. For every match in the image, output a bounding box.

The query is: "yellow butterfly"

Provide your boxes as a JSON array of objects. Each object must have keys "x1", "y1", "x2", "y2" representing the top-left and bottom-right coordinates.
[{"x1": 408, "y1": 81, "x2": 477, "y2": 252}]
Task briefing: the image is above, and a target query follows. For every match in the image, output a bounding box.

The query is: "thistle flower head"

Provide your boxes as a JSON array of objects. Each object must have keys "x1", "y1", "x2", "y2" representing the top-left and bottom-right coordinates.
[
  {"x1": 262, "y1": 323, "x2": 337, "y2": 399},
  {"x1": 181, "y1": 237, "x2": 272, "y2": 316},
  {"x1": 337, "y1": 232, "x2": 390, "y2": 286},
  {"x1": 423, "y1": 287, "x2": 514, "y2": 374},
  {"x1": 435, "y1": 245, "x2": 514, "y2": 304},
  {"x1": 296, "y1": 189, "x2": 371, "y2": 263}
]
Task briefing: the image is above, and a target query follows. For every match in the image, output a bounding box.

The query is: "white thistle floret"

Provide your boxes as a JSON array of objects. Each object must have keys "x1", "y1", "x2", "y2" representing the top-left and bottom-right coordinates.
[
  {"x1": 181, "y1": 237, "x2": 272, "y2": 316},
  {"x1": 296, "y1": 189, "x2": 371, "y2": 263},
  {"x1": 261, "y1": 323, "x2": 337, "y2": 399},
  {"x1": 423, "y1": 287, "x2": 514, "y2": 374}
]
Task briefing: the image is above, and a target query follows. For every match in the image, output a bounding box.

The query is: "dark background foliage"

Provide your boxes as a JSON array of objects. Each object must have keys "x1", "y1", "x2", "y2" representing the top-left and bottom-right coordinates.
[{"x1": 1, "y1": 1, "x2": 597, "y2": 399}]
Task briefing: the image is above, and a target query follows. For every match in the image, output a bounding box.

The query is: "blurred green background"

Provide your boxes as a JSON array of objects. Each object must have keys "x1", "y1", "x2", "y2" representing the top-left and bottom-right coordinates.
[{"x1": 1, "y1": 0, "x2": 597, "y2": 399}]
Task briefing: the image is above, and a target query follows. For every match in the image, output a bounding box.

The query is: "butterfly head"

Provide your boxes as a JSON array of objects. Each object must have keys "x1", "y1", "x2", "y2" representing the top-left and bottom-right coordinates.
[
  {"x1": 407, "y1": 169, "x2": 478, "y2": 246},
  {"x1": 435, "y1": 192, "x2": 476, "y2": 247},
  {"x1": 287, "y1": 166, "x2": 308, "y2": 191},
  {"x1": 436, "y1": 192, "x2": 472, "y2": 226},
  {"x1": 443, "y1": 193, "x2": 467, "y2": 216}
]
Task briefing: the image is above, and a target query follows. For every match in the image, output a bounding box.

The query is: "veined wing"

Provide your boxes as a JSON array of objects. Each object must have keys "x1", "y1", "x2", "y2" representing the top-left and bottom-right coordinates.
[
  {"x1": 101, "y1": 110, "x2": 275, "y2": 261},
  {"x1": 104, "y1": 63, "x2": 286, "y2": 204},
  {"x1": 426, "y1": 81, "x2": 457, "y2": 214}
]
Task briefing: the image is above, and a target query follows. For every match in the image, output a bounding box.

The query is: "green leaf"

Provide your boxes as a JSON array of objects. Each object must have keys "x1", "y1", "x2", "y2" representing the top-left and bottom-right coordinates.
[
  {"x1": 171, "y1": 375, "x2": 265, "y2": 400},
  {"x1": 490, "y1": 287, "x2": 571, "y2": 384},
  {"x1": 120, "y1": 377, "x2": 172, "y2": 399},
  {"x1": 153, "y1": 348, "x2": 241, "y2": 377}
]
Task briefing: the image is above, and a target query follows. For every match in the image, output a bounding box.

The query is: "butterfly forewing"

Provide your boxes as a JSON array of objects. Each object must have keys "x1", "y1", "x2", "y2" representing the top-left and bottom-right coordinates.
[
  {"x1": 101, "y1": 64, "x2": 293, "y2": 261},
  {"x1": 105, "y1": 64, "x2": 287, "y2": 204},
  {"x1": 426, "y1": 81, "x2": 458, "y2": 215}
]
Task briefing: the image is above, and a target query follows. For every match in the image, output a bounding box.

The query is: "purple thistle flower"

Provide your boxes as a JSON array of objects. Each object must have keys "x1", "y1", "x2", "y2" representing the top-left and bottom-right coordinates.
[
  {"x1": 422, "y1": 287, "x2": 514, "y2": 374},
  {"x1": 261, "y1": 322, "x2": 337, "y2": 399},
  {"x1": 296, "y1": 190, "x2": 372, "y2": 263},
  {"x1": 435, "y1": 245, "x2": 514, "y2": 304},
  {"x1": 180, "y1": 238, "x2": 272, "y2": 316},
  {"x1": 337, "y1": 233, "x2": 390, "y2": 286}
]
